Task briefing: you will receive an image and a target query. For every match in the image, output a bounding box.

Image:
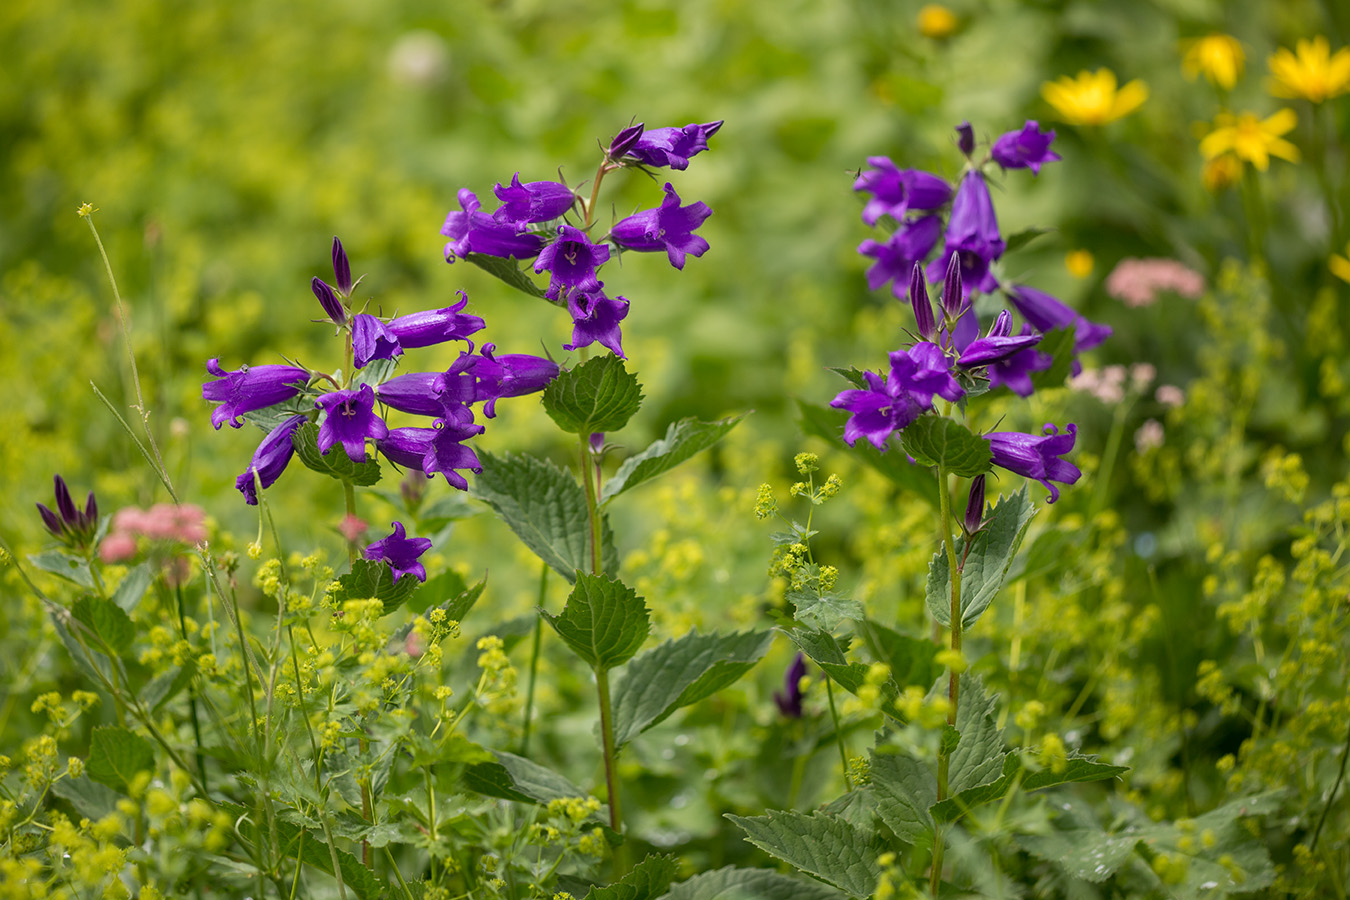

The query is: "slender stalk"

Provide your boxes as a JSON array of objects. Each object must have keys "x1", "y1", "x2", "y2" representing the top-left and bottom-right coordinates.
[
  {"x1": 579, "y1": 434, "x2": 603, "y2": 574},
  {"x1": 595, "y1": 667, "x2": 624, "y2": 832},
  {"x1": 520, "y1": 563, "x2": 548, "y2": 755},
  {"x1": 931, "y1": 464, "x2": 963, "y2": 898},
  {"x1": 823, "y1": 675, "x2": 853, "y2": 792},
  {"x1": 1310, "y1": 696, "x2": 1350, "y2": 851},
  {"x1": 177, "y1": 583, "x2": 209, "y2": 791}
]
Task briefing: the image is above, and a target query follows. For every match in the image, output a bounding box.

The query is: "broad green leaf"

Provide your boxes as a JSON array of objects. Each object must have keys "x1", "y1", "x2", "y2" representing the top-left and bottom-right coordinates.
[
  {"x1": 612, "y1": 630, "x2": 774, "y2": 747},
  {"x1": 292, "y1": 422, "x2": 381, "y2": 486},
  {"x1": 543, "y1": 354, "x2": 644, "y2": 435},
  {"x1": 87, "y1": 726, "x2": 154, "y2": 793},
  {"x1": 584, "y1": 853, "x2": 678, "y2": 900},
  {"x1": 1020, "y1": 754, "x2": 1129, "y2": 792},
  {"x1": 142, "y1": 663, "x2": 196, "y2": 712},
  {"x1": 926, "y1": 486, "x2": 1037, "y2": 629},
  {"x1": 899, "y1": 416, "x2": 992, "y2": 478},
  {"x1": 1004, "y1": 226, "x2": 1053, "y2": 254},
  {"x1": 240, "y1": 395, "x2": 312, "y2": 433},
  {"x1": 389, "y1": 576, "x2": 486, "y2": 649},
  {"x1": 71, "y1": 597, "x2": 134, "y2": 656},
  {"x1": 869, "y1": 751, "x2": 936, "y2": 848},
  {"x1": 51, "y1": 776, "x2": 120, "y2": 821},
  {"x1": 930, "y1": 753, "x2": 1020, "y2": 823},
  {"x1": 29, "y1": 550, "x2": 95, "y2": 589},
  {"x1": 726, "y1": 810, "x2": 883, "y2": 899},
  {"x1": 788, "y1": 587, "x2": 864, "y2": 631},
  {"x1": 264, "y1": 818, "x2": 383, "y2": 900},
  {"x1": 464, "y1": 251, "x2": 549, "y2": 300},
  {"x1": 542, "y1": 573, "x2": 649, "y2": 671},
  {"x1": 352, "y1": 356, "x2": 398, "y2": 389},
  {"x1": 856, "y1": 620, "x2": 942, "y2": 690},
  {"x1": 600, "y1": 414, "x2": 747, "y2": 503},
  {"x1": 49, "y1": 607, "x2": 110, "y2": 683},
  {"x1": 473, "y1": 451, "x2": 617, "y2": 583},
  {"x1": 328, "y1": 558, "x2": 422, "y2": 616},
  {"x1": 464, "y1": 750, "x2": 601, "y2": 814},
  {"x1": 1016, "y1": 829, "x2": 1141, "y2": 884},
  {"x1": 784, "y1": 628, "x2": 868, "y2": 694},
  {"x1": 947, "y1": 674, "x2": 1006, "y2": 795},
  {"x1": 796, "y1": 400, "x2": 939, "y2": 507},
  {"x1": 111, "y1": 562, "x2": 153, "y2": 611},
  {"x1": 659, "y1": 866, "x2": 846, "y2": 900},
  {"x1": 1029, "y1": 324, "x2": 1078, "y2": 392}
]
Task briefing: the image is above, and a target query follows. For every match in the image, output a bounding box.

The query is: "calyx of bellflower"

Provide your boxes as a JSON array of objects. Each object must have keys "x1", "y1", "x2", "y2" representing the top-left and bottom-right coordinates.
[
  {"x1": 958, "y1": 309, "x2": 1043, "y2": 367},
  {"x1": 859, "y1": 215, "x2": 942, "y2": 297},
  {"x1": 363, "y1": 521, "x2": 433, "y2": 584},
  {"x1": 990, "y1": 121, "x2": 1061, "y2": 174},
  {"x1": 315, "y1": 384, "x2": 389, "y2": 463},
  {"x1": 351, "y1": 313, "x2": 403, "y2": 369},
  {"x1": 853, "y1": 158, "x2": 953, "y2": 226},
  {"x1": 385, "y1": 291, "x2": 486, "y2": 350},
  {"x1": 565, "y1": 287, "x2": 630, "y2": 358},
  {"x1": 908, "y1": 262, "x2": 937, "y2": 340},
  {"x1": 311, "y1": 277, "x2": 347, "y2": 325},
  {"x1": 235, "y1": 414, "x2": 306, "y2": 506},
  {"x1": 627, "y1": 121, "x2": 722, "y2": 170},
  {"x1": 534, "y1": 224, "x2": 610, "y2": 300},
  {"x1": 609, "y1": 182, "x2": 712, "y2": 269},
  {"x1": 203, "y1": 359, "x2": 310, "y2": 430},
  {"x1": 492, "y1": 174, "x2": 576, "y2": 226},
  {"x1": 986, "y1": 423, "x2": 1081, "y2": 503},
  {"x1": 441, "y1": 189, "x2": 547, "y2": 262}
]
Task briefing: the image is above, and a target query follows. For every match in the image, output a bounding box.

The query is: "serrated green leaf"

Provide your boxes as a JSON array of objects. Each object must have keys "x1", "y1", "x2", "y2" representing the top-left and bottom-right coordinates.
[
  {"x1": 328, "y1": 558, "x2": 422, "y2": 616},
  {"x1": 71, "y1": 596, "x2": 135, "y2": 655},
  {"x1": 543, "y1": 354, "x2": 644, "y2": 435},
  {"x1": 142, "y1": 662, "x2": 196, "y2": 712},
  {"x1": 856, "y1": 620, "x2": 942, "y2": 690},
  {"x1": 51, "y1": 776, "x2": 120, "y2": 821},
  {"x1": 240, "y1": 395, "x2": 313, "y2": 432},
  {"x1": 585, "y1": 853, "x2": 678, "y2": 900},
  {"x1": 927, "y1": 486, "x2": 1037, "y2": 629},
  {"x1": 612, "y1": 630, "x2": 773, "y2": 748},
  {"x1": 1029, "y1": 324, "x2": 1078, "y2": 392},
  {"x1": 658, "y1": 866, "x2": 846, "y2": 900},
  {"x1": 464, "y1": 750, "x2": 602, "y2": 816},
  {"x1": 472, "y1": 451, "x2": 617, "y2": 583},
  {"x1": 784, "y1": 628, "x2": 868, "y2": 694},
  {"x1": 788, "y1": 588, "x2": 864, "y2": 631},
  {"x1": 464, "y1": 251, "x2": 549, "y2": 299},
  {"x1": 899, "y1": 416, "x2": 991, "y2": 478},
  {"x1": 111, "y1": 562, "x2": 154, "y2": 612},
  {"x1": 931, "y1": 753, "x2": 1020, "y2": 823},
  {"x1": 828, "y1": 367, "x2": 870, "y2": 390},
  {"x1": 29, "y1": 550, "x2": 95, "y2": 589},
  {"x1": 947, "y1": 673, "x2": 1006, "y2": 795},
  {"x1": 1004, "y1": 226, "x2": 1053, "y2": 254},
  {"x1": 542, "y1": 573, "x2": 649, "y2": 671},
  {"x1": 353, "y1": 356, "x2": 399, "y2": 389},
  {"x1": 726, "y1": 811, "x2": 882, "y2": 899},
  {"x1": 1020, "y1": 754, "x2": 1129, "y2": 791},
  {"x1": 292, "y1": 421, "x2": 381, "y2": 486},
  {"x1": 1017, "y1": 830, "x2": 1141, "y2": 883},
  {"x1": 796, "y1": 400, "x2": 939, "y2": 507},
  {"x1": 87, "y1": 726, "x2": 154, "y2": 793},
  {"x1": 869, "y1": 751, "x2": 936, "y2": 848},
  {"x1": 601, "y1": 414, "x2": 746, "y2": 503}
]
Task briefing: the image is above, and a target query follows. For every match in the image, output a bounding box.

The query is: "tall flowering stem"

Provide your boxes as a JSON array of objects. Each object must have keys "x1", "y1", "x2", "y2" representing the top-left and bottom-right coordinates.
[{"x1": 931, "y1": 460, "x2": 963, "y2": 896}]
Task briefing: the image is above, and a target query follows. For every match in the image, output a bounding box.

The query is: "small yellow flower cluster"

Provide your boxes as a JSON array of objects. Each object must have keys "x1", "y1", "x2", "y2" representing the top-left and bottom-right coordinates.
[
  {"x1": 895, "y1": 685, "x2": 950, "y2": 727},
  {"x1": 476, "y1": 635, "x2": 519, "y2": 718}
]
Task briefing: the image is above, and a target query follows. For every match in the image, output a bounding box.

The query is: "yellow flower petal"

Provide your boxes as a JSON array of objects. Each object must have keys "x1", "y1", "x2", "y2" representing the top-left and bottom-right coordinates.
[{"x1": 1330, "y1": 253, "x2": 1350, "y2": 285}]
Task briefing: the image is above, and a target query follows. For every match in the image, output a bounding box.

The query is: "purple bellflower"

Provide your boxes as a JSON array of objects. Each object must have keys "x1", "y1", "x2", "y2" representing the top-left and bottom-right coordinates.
[
  {"x1": 610, "y1": 182, "x2": 712, "y2": 269},
  {"x1": 492, "y1": 174, "x2": 576, "y2": 226},
  {"x1": 565, "y1": 288, "x2": 630, "y2": 358},
  {"x1": 958, "y1": 310, "x2": 1043, "y2": 367},
  {"x1": 386, "y1": 292, "x2": 486, "y2": 350},
  {"x1": 351, "y1": 313, "x2": 403, "y2": 369},
  {"x1": 1007, "y1": 284, "x2": 1112, "y2": 352},
  {"x1": 442, "y1": 189, "x2": 546, "y2": 262},
  {"x1": 37, "y1": 475, "x2": 98, "y2": 545},
  {"x1": 963, "y1": 474, "x2": 986, "y2": 534},
  {"x1": 203, "y1": 360, "x2": 310, "y2": 430},
  {"x1": 830, "y1": 342, "x2": 964, "y2": 449},
  {"x1": 774, "y1": 653, "x2": 809, "y2": 718},
  {"x1": 628, "y1": 121, "x2": 723, "y2": 170},
  {"x1": 986, "y1": 329, "x2": 1053, "y2": 396},
  {"x1": 315, "y1": 384, "x2": 389, "y2": 463},
  {"x1": 376, "y1": 427, "x2": 438, "y2": 470},
  {"x1": 608, "y1": 122, "x2": 645, "y2": 160},
  {"x1": 235, "y1": 414, "x2": 306, "y2": 505},
  {"x1": 534, "y1": 224, "x2": 610, "y2": 299},
  {"x1": 311, "y1": 276, "x2": 347, "y2": 325},
  {"x1": 956, "y1": 121, "x2": 975, "y2": 157},
  {"x1": 990, "y1": 121, "x2": 1061, "y2": 175},
  {"x1": 987, "y1": 423, "x2": 1081, "y2": 503},
  {"x1": 853, "y1": 158, "x2": 953, "y2": 226},
  {"x1": 471, "y1": 343, "x2": 560, "y2": 417},
  {"x1": 364, "y1": 521, "x2": 433, "y2": 584},
  {"x1": 424, "y1": 418, "x2": 485, "y2": 490},
  {"x1": 932, "y1": 170, "x2": 1004, "y2": 296},
  {"x1": 859, "y1": 215, "x2": 942, "y2": 297},
  {"x1": 376, "y1": 372, "x2": 445, "y2": 417}
]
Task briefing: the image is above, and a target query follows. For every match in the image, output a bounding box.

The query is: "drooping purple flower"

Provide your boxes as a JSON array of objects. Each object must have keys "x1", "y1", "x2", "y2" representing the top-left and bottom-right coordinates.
[
  {"x1": 908, "y1": 262, "x2": 937, "y2": 340},
  {"x1": 963, "y1": 474, "x2": 986, "y2": 534},
  {"x1": 441, "y1": 189, "x2": 546, "y2": 262},
  {"x1": 315, "y1": 384, "x2": 389, "y2": 463},
  {"x1": 311, "y1": 277, "x2": 347, "y2": 325},
  {"x1": 376, "y1": 372, "x2": 445, "y2": 417},
  {"x1": 628, "y1": 121, "x2": 723, "y2": 170},
  {"x1": 432, "y1": 351, "x2": 482, "y2": 414},
  {"x1": 564, "y1": 287, "x2": 630, "y2": 358},
  {"x1": 930, "y1": 171, "x2": 1004, "y2": 296},
  {"x1": 829, "y1": 342, "x2": 964, "y2": 449},
  {"x1": 987, "y1": 330, "x2": 1053, "y2": 397},
  {"x1": 472, "y1": 343, "x2": 559, "y2": 417},
  {"x1": 1006, "y1": 284, "x2": 1112, "y2": 352},
  {"x1": 203, "y1": 359, "x2": 310, "y2": 430},
  {"x1": 37, "y1": 475, "x2": 99, "y2": 543},
  {"x1": 859, "y1": 215, "x2": 942, "y2": 297},
  {"x1": 386, "y1": 291, "x2": 486, "y2": 350},
  {"x1": 990, "y1": 121, "x2": 1061, "y2": 175},
  {"x1": 235, "y1": 414, "x2": 306, "y2": 505},
  {"x1": 610, "y1": 182, "x2": 712, "y2": 269},
  {"x1": 853, "y1": 158, "x2": 953, "y2": 226},
  {"x1": 608, "y1": 122, "x2": 644, "y2": 160},
  {"x1": 534, "y1": 224, "x2": 610, "y2": 300},
  {"x1": 364, "y1": 521, "x2": 433, "y2": 584},
  {"x1": 377, "y1": 427, "x2": 438, "y2": 471},
  {"x1": 492, "y1": 174, "x2": 576, "y2": 226},
  {"x1": 423, "y1": 417, "x2": 485, "y2": 491},
  {"x1": 956, "y1": 121, "x2": 975, "y2": 157},
  {"x1": 987, "y1": 423, "x2": 1081, "y2": 503},
  {"x1": 774, "y1": 653, "x2": 808, "y2": 718},
  {"x1": 958, "y1": 310, "x2": 1043, "y2": 367},
  {"x1": 351, "y1": 313, "x2": 403, "y2": 369},
  {"x1": 332, "y1": 236, "x2": 354, "y2": 296}
]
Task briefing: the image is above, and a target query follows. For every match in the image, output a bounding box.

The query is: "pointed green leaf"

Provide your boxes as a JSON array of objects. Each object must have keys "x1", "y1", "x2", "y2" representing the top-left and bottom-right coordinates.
[
  {"x1": 601, "y1": 414, "x2": 747, "y2": 503},
  {"x1": 543, "y1": 354, "x2": 644, "y2": 435},
  {"x1": 931, "y1": 753, "x2": 1020, "y2": 823},
  {"x1": 142, "y1": 663, "x2": 197, "y2": 712},
  {"x1": 72, "y1": 596, "x2": 135, "y2": 655},
  {"x1": 1020, "y1": 754, "x2": 1129, "y2": 792},
  {"x1": 1004, "y1": 226, "x2": 1053, "y2": 254},
  {"x1": 927, "y1": 486, "x2": 1037, "y2": 629},
  {"x1": 612, "y1": 630, "x2": 774, "y2": 748},
  {"x1": 29, "y1": 550, "x2": 95, "y2": 589},
  {"x1": 585, "y1": 853, "x2": 678, "y2": 900},
  {"x1": 784, "y1": 628, "x2": 868, "y2": 694},
  {"x1": 788, "y1": 588, "x2": 864, "y2": 631},
  {"x1": 352, "y1": 356, "x2": 399, "y2": 389},
  {"x1": 899, "y1": 416, "x2": 991, "y2": 478},
  {"x1": 726, "y1": 811, "x2": 883, "y2": 899},
  {"x1": 51, "y1": 776, "x2": 120, "y2": 821},
  {"x1": 464, "y1": 251, "x2": 549, "y2": 299},
  {"x1": 659, "y1": 866, "x2": 845, "y2": 900},
  {"x1": 112, "y1": 562, "x2": 154, "y2": 612},
  {"x1": 464, "y1": 750, "x2": 603, "y2": 817},
  {"x1": 856, "y1": 620, "x2": 942, "y2": 691},
  {"x1": 1029, "y1": 324, "x2": 1077, "y2": 392},
  {"x1": 796, "y1": 400, "x2": 938, "y2": 507},
  {"x1": 241, "y1": 395, "x2": 312, "y2": 432},
  {"x1": 542, "y1": 573, "x2": 649, "y2": 671},
  {"x1": 49, "y1": 607, "x2": 110, "y2": 683},
  {"x1": 1017, "y1": 829, "x2": 1141, "y2": 883},
  {"x1": 947, "y1": 674, "x2": 1006, "y2": 795},
  {"x1": 473, "y1": 451, "x2": 617, "y2": 583},
  {"x1": 265, "y1": 819, "x2": 383, "y2": 900},
  {"x1": 869, "y1": 751, "x2": 936, "y2": 848},
  {"x1": 87, "y1": 726, "x2": 154, "y2": 793},
  {"x1": 292, "y1": 422, "x2": 381, "y2": 486},
  {"x1": 328, "y1": 559, "x2": 422, "y2": 616}
]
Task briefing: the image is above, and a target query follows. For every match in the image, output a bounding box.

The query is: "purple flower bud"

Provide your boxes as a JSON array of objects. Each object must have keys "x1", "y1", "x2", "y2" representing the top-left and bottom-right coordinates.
[
  {"x1": 858, "y1": 215, "x2": 942, "y2": 297},
  {"x1": 82, "y1": 491, "x2": 98, "y2": 533},
  {"x1": 331, "y1": 236, "x2": 353, "y2": 296},
  {"x1": 628, "y1": 121, "x2": 722, "y2": 170},
  {"x1": 351, "y1": 313, "x2": 403, "y2": 369},
  {"x1": 54, "y1": 474, "x2": 78, "y2": 526},
  {"x1": 589, "y1": 432, "x2": 605, "y2": 454},
  {"x1": 386, "y1": 292, "x2": 486, "y2": 350},
  {"x1": 908, "y1": 263, "x2": 936, "y2": 340},
  {"x1": 963, "y1": 475, "x2": 986, "y2": 534},
  {"x1": 986, "y1": 423, "x2": 1081, "y2": 503},
  {"x1": 36, "y1": 502, "x2": 64, "y2": 537},
  {"x1": 610, "y1": 182, "x2": 712, "y2": 269},
  {"x1": 364, "y1": 521, "x2": 433, "y2": 584},
  {"x1": 940, "y1": 251, "x2": 965, "y2": 319},
  {"x1": 37, "y1": 476, "x2": 101, "y2": 545},
  {"x1": 608, "y1": 122, "x2": 644, "y2": 160},
  {"x1": 1007, "y1": 285, "x2": 1112, "y2": 352},
  {"x1": 235, "y1": 414, "x2": 306, "y2": 505},
  {"x1": 376, "y1": 372, "x2": 445, "y2": 417},
  {"x1": 956, "y1": 121, "x2": 975, "y2": 157},
  {"x1": 990, "y1": 121, "x2": 1061, "y2": 175},
  {"x1": 957, "y1": 310, "x2": 1043, "y2": 367},
  {"x1": 311, "y1": 277, "x2": 347, "y2": 325},
  {"x1": 853, "y1": 158, "x2": 953, "y2": 226},
  {"x1": 492, "y1": 174, "x2": 577, "y2": 226},
  {"x1": 315, "y1": 384, "x2": 389, "y2": 463},
  {"x1": 203, "y1": 359, "x2": 310, "y2": 430},
  {"x1": 534, "y1": 224, "x2": 610, "y2": 300},
  {"x1": 564, "y1": 287, "x2": 630, "y2": 358},
  {"x1": 774, "y1": 653, "x2": 808, "y2": 718}
]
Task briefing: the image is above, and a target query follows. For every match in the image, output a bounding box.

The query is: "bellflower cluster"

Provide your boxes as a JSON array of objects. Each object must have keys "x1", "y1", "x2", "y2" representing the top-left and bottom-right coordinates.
[{"x1": 439, "y1": 120, "x2": 720, "y2": 358}]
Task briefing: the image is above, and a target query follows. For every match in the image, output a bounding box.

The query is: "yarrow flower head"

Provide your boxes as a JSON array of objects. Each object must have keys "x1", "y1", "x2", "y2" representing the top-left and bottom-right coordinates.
[
  {"x1": 364, "y1": 521, "x2": 433, "y2": 584},
  {"x1": 830, "y1": 343, "x2": 963, "y2": 449},
  {"x1": 610, "y1": 182, "x2": 712, "y2": 269},
  {"x1": 986, "y1": 423, "x2": 1081, "y2": 503},
  {"x1": 1105, "y1": 258, "x2": 1205, "y2": 307}
]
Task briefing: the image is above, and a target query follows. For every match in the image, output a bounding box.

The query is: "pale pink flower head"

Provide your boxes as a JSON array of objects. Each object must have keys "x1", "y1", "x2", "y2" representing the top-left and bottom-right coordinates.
[
  {"x1": 1105, "y1": 258, "x2": 1205, "y2": 307},
  {"x1": 1156, "y1": 384, "x2": 1185, "y2": 407},
  {"x1": 1068, "y1": 366, "x2": 1127, "y2": 404},
  {"x1": 338, "y1": 514, "x2": 369, "y2": 544},
  {"x1": 99, "y1": 532, "x2": 139, "y2": 563},
  {"x1": 1130, "y1": 363, "x2": 1156, "y2": 391},
  {"x1": 1134, "y1": 419, "x2": 1165, "y2": 453}
]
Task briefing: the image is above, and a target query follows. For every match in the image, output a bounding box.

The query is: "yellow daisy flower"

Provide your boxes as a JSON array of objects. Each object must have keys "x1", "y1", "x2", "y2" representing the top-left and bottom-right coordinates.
[
  {"x1": 1041, "y1": 69, "x2": 1149, "y2": 126},
  {"x1": 1182, "y1": 34, "x2": 1245, "y2": 90},
  {"x1": 1268, "y1": 36, "x2": 1350, "y2": 103},
  {"x1": 1198, "y1": 109, "x2": 1300, "y2": 171},
  {"x1": 1331, "y1": 243, "x2": 1350, "y2": 284},
  {"x1": 916, "y1": 4, "x2": 959, "y2": 40}
]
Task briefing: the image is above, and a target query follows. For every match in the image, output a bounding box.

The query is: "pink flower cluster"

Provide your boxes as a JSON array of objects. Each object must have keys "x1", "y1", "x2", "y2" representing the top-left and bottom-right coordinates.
[
  {"x1": 1105, "y1": 258, "x2": 1205, "y2": 307},
  {"x1": 100, "y1": 504, "x2": 207, "y2": 563},
  {"x1": 1069, "y1": 363, "x2": 1156, "y2": 404}
]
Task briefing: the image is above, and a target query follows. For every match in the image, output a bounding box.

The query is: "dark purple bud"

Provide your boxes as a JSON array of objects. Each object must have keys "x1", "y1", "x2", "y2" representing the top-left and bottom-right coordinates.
[
  {"x1": 774, "y1": 653, "x2": 808, "y2": 718},
  {"x1": 941, "y1": 252, "x2": 964, "y2": 319},
  {"x1": 957, "y1": 310, "x2": 1043, "y2": 368},
  {"x1": 963, "y1": 475, "x2": 986, "y2": 534},
  {"x1": 589, "y1": 432, "x2": 605, "y2": 455},
  {"x1": 36, "y1": 503, "x2": 64, "y2": 537},
  {"x1": 608, "y1": 122, "x2": 644, "y2": 160},
  {"x1": 385, "y1": 292, "x2": 486, "y2": 350},
  {"x1": 311, "y1": 277, "x2": 347, "y2": 326},
  {"x1": 53, "y1": 475, "x2": 79, "y2": 526},
  {"x1": 351, "y1": 314, "x2": 403, "y2": 369},
  {"x1": 82, "y1": 491, "x2": 98, "y2": 533},
  {"x1": 364, "y1": 521, "x2": 433, "y2": 584},
  {"x1": 990, "y1": 121, "x2": 1060, "y2": 175},
  {"x1": 956, "y1": 121, "x2": 975, "y2": 157},
  {"x1": 908, "y1": 263, "x2": 936, "y2": 340},
  {"x1": 331, "y1": 236, "x2": 353, "y2": 296},
  {"x1": 235, "y1": 414, "x2": 306, "y2": 506}
]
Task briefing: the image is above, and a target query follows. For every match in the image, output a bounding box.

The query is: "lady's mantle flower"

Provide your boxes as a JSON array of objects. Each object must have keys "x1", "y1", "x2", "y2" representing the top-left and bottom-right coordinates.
[
  {"x1": 36, "y1": 475, "x2": 98, "y2": 546},
  {"x1": 492, "y1": 174, "x2": 576, "y2": 226},
  {"x1": 830, "y1": 343, "x2": 964, "y2": 449},
  {"x1": 853, "y1": 159, "x2": 952, "y2": 226},
  {"x1": 986, "y1": 423, "x2": 1080, "y2": 503},
  {"x1": 441, "y1": 189, "x2": 546, "y2": 261},
  {"x1": 1182, "y1": 34, "x2": 1245, "y2": 90},
  {"x1": 364, "y1": 521, "x2": 433, "y2": 583},
  {"x1": 610, "y1": 183, "x2": 712, "y2": 269},
  {"x1": 1199, "y1": 109, "x2": 1299, "y2": 171},
  {"x1": 627, "y1": 121, "x2": 723, "y2": 170},
  {"x1": 1268, "y1": 36, "x2": 1350, "y2": 103},
  {"x1": 236, "y1": 414, "x2": 306, "y2": 505},
  {"x1": 315, "y1": 384, "x2": 389, "y2": 463},
  {"x1": 990, "y1": 121, "x2": 1061, "y2": 174},
  {"x1": 859, "y1": 215, "x2": 942, "y2": 298},
  {"x1": 203, "y1": 360, "x2": 309, "y2": 429},
  {"x1": 534, "y1": 225, "x2": 610, "y2": 299},
  {"x1": 1041, "y1": 69, "x2": 1148, "y2": 126},
  {"x1": 565, "y1": 288, "x2": 630, "y2": 358}
]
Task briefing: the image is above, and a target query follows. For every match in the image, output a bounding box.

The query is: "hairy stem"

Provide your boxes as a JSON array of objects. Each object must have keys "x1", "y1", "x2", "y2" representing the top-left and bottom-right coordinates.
[
  {"x1": 520, "y1": 563, "x2": 548, "y2": 756},
  {"x1": 931, "y1": 464, "x2": 963, "y2": 897}
]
